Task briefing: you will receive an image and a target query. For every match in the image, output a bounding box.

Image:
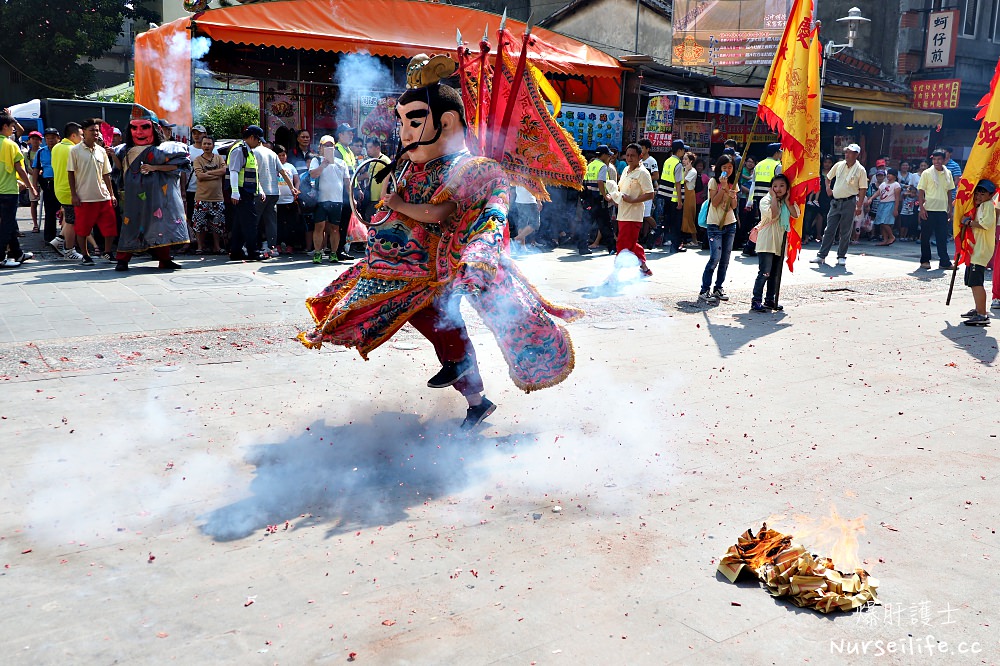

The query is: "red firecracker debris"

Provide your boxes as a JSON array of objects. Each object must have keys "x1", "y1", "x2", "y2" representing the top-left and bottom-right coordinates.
[
  {"x1": 348, "y1": 652, "x2": 357, "y2": 661},
  {"x1": 381, "y1": 619, "x2": 395, "y2": 626},
  {"x1": 21, "y1": 549, "x2": 32, "y2": 554},
  {"x1": 148, "y1": 552, "x2": 156, "y2": 563}
]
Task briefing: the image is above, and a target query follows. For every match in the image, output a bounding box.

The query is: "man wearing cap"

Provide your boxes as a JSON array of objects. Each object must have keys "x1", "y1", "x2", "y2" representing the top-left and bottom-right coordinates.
[
  {"x1": 333, "y1": 122, "x2": 358, "y2": 261},
  {"x1": 228, "y1": 124, "x2": 268, "y2": 261},
  {"x1": 743, "y1": 142, "x2": 783, "y2": 256},
  {"x1": 52, "y1": 122, "x2": 85, "y2": 261},
  {"x1": 917, "y1": 149, "x2": 956, "y2": 270},
  {"x1": 724, "y1": 139, "x2": 742, "y2": 174},
  {"x1": 581, "y1": 145, "x2": 615, "y2": 254},
  {"x1": 656, "y1": 139, "x2": 686, "y2": 252},
  {"x1": 811, "y1": 143, "x2": 867, "y2": 267},
  {"x1": 34, "y1": 128, "x2": 61, "y2": 244}
]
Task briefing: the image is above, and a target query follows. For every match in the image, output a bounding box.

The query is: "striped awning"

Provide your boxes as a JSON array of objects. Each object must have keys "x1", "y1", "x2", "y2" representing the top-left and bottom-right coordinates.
[
  {"x1": 719, "y1": 98, "x2": 841, "y2": 123},
  {"x1": 676, "y1": 94, "x2": 742, "y2": 117}
]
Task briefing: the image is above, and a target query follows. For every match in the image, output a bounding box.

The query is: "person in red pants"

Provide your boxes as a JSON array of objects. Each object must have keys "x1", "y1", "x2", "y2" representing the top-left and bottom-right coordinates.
[{"x1": 607, "y1": 143, "x2": 655, "y2": 277}]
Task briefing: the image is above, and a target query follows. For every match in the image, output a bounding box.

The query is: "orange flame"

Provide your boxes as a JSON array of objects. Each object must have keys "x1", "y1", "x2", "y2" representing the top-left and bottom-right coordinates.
[{"x1": 766, "y1": 505, "x2": 867, "y2": 571}]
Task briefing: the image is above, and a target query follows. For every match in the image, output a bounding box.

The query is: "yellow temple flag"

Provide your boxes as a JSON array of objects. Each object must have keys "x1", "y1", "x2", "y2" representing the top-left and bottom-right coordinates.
[
  {"x1": 758, "y1": 0, "x2": 821, "y2": 270},
  {"x1": 952, "y1": 56, "x2": 1000, "y2": 265}
]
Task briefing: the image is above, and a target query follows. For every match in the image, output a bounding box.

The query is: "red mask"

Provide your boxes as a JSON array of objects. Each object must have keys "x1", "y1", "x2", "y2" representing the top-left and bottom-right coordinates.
[{"x1": 130, "y1": 120, "x2": 154, "y2": 145}]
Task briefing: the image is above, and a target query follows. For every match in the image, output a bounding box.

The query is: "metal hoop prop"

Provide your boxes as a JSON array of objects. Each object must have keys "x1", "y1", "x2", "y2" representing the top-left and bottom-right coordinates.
[{"x1": 349, "y1": 158, "x2": 401, "y2": 227}]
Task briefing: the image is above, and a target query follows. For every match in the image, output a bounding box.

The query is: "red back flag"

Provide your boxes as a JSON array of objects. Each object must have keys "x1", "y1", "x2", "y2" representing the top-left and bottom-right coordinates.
[
  {"x1": 952, "y1": 56, "x2": 1000, "y2": 265},
  {"x1": 757, "y1": 0, "x2": 821, "y2": 270}
]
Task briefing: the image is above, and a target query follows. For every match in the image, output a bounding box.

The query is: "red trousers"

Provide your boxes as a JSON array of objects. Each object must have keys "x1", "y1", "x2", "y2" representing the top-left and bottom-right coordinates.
[
  {"x1": 616, "y1": 220, "x2": 646, "y2": 263},
  {"x1": 117, "y1": 246, "x2": 172, "y2": 265},
  {"x1": 408, "y1": 303, "x2": 484, "y2": 396}
]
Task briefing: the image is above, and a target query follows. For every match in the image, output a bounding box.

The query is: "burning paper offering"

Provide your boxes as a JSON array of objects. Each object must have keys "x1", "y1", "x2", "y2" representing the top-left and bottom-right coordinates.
[{"x1": 718, "y1": 522, "x2": 880, "y2": 613}]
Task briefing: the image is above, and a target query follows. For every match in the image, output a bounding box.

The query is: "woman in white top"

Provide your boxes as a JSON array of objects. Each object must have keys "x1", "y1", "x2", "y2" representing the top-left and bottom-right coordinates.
[
  {"x1": 751, "y1": 174, "x2": 799, "y2": 312},
  {"x1": 699, "y1": 154, "x2": 739, "y2": 302},
  {"x1": 680, "y1": 152, "x2": 699, "y2": 248}
]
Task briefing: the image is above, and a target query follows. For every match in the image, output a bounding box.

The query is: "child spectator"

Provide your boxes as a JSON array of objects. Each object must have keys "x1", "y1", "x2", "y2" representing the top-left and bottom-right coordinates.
[
  {"x1": 750, "y1": 174, "x2": 799, "y2": 312},
  {"x1": 898, "y1": 180, "x2": 919, "y2": 241},
  {"x1": 959, "y1": 179, "x2": 997, "y2": 326},
  {"x1": 872, "y1": 168, "x2": 900, "y2": 246}
]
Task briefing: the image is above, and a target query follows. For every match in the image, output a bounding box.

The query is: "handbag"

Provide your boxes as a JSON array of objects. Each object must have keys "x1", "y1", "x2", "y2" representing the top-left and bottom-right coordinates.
[{"x1": 749, "y1": 225, "x2": 759, "y2": 243}]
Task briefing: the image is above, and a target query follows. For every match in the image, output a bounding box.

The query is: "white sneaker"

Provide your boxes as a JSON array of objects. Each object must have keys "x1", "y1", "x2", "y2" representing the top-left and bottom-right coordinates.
[
  {"x1": 49, "y1": 237, "x2": 66, "y2": 256},
  {"x1": 65, "y1": 249, "x2": 84, "y2": 260},
  {"x1": 0, "y1": 258, "x2": 19, "y2": 267},
  {"x1": 809, "y1": 255, "x2": 825, "y2": 264},
  {"x1": 836, "y1": 257, "x2": 847, "y2": 266},
  {"x1": 17, "y1": 252, "x2": 34, "y2": 264},
  {"x1": 992, "y1": 299, "x2": 1000, "y2": 310}
]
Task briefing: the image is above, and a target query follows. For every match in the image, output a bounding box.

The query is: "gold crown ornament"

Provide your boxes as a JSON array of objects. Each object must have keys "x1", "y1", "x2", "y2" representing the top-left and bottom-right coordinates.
[{"x1": 406, "y1": 54, "x2": 458, "y2": 89}]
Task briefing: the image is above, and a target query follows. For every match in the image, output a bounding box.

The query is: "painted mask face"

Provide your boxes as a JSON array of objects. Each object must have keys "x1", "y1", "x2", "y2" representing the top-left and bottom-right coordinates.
[
  {"x1": 396, "y1": 99, "x2": 438, "y2": 164},
  {"x1": 130, "y1": 120, "x2": 154, "y2": 145}
]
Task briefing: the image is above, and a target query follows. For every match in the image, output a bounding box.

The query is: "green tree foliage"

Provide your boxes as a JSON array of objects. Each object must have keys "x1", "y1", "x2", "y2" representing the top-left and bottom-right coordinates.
[
  {"x1": 198, "y1": 102, "x2": 260, "y2": 139},
  {"x1": 0, "y1": 0, "x2": 153, "y2": 98}
]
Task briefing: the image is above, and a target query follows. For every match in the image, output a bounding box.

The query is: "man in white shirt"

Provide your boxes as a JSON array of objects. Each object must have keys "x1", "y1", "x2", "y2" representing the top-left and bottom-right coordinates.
[
  {"x1": 811, "y1": 143, "x2": 867, "y2": 267},
  {"x1": 308, "y1": 134, "x2": 351, "y2": 264},
  {"x1": 254, "y1": 140, "x2": 282, "y2": 258}
]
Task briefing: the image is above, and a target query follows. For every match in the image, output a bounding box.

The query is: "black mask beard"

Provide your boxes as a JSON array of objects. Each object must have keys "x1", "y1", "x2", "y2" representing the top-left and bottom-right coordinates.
[{"x1": 374, "y1": 123, "x2": 444, "y2": 185}]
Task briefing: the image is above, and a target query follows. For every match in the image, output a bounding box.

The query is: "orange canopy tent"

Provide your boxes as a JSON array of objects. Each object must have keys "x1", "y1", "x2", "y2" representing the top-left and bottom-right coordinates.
[{"x1": 135, "y1": 0, "x2": 622, "y2": 125}]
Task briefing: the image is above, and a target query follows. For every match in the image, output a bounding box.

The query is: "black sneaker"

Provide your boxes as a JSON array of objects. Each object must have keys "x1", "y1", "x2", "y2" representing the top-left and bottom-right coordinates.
[
  {"x1": 336, "y1": 252, "x2": 356, "y2": 261},
  {"x1": 961, "y1": 309, "x2": 979, "y2": 318},
  {"x1": 578, "y1": 247, "x2": 593, "y2": 256},
  {"x1": 461, "y1": 398, "x2": 496, "y2": 430},
  {"x1": 750, "y1": 300, "x2": 768, "y2": 313},
  {"x1": 115, "y1": 261, "x2": 129, "y2": 272},
  {"x1": 763, "y1": 301, "x2": 784, "y2": 311},
  {"x1": 427, "y1": 358, "x2": 472, "y2": 388},
  {"x1": 963, "y1": 313, "x2": 990, "y2": 326},
  {"x1": 712, "y1": 288, "x2": 729, "y2": 301},
  {"x1": 81, "y1": 256, "x2": 95, "y2": 266}
]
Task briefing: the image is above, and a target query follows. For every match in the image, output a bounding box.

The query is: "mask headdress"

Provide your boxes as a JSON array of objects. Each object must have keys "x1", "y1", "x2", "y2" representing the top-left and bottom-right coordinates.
[{"x1": 376, "y1": 54, "x2": 464, "y2": 184}]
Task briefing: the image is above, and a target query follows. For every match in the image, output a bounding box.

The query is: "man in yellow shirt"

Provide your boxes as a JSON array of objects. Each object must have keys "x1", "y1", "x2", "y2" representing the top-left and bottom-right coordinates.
[
  {"x1": 51, "y1": 122, "x2": 85, "y2": 260},
  {"x1": 0, "y1": 112, "x2": 38, "y2": 267},
  {"x1": 958, "y1": 179, "x2": 997, "y2": 326},
  {"x1": 917, "y1": 149, "x2": 956, "y2": 269}
]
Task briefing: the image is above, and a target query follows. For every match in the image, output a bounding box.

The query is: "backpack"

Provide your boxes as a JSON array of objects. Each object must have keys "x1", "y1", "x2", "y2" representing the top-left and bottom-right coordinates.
[
  {"x1": 694, "y1": 173, "x2": 705, "y2": 193},
  {"x1": 697, "y1": 199, "x2": 710, "y2": 228}
]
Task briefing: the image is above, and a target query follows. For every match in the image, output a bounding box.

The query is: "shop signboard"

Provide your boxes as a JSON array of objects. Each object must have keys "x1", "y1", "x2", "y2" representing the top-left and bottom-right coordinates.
[
  {"x1": 709, "y1": 113, "x2": 778, "y2": 146},
  {"x1": 671, "y1": 0, "x2": 793, "y2": 68},
  {"x1": 643, "y1": 95, "x2": 675, "y2": 149},
  {"x1": 674, "y1": 120, "x2": 713, "y2": 155},
  {"x1": 911, "y1": 79, "x2": 961, "y2": 110},
  {"x1": 555, "y1": 104, "x2": 624, "y2": 152},
  {"x1": 889, "y1": 129, "x2": 931, "y2": 161},
  {"x1": 924, "y1": 10, "x2": 959, "y2": 69}
]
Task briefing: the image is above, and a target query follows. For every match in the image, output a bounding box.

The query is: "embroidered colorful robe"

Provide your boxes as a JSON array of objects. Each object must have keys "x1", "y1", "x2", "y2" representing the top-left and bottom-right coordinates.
[
  {"x1": 300, "y1": 150, "x2": 582, "y2": 392},
  {"x1": 119, "y1": 146, "x2": 191, "y2": 253}
]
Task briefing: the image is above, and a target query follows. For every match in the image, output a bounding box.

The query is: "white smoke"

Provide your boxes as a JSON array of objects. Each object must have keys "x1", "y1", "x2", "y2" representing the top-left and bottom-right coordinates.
[{"x1": 333, "y1": 52, "x2": 394, "y2": 124}]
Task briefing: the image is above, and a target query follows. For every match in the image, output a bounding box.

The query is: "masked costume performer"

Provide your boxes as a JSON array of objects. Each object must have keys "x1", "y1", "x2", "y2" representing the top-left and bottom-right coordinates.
[
  {"x1": 116, "y1": 118, "x2": 191, "y2": 271},
  {"x1": 299, "y1": 54, "x2": 583, "y2": 428}
]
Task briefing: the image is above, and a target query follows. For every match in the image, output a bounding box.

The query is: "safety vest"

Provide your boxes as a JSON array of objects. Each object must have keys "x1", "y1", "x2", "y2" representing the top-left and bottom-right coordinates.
[
  {"x1": 335, "y1": 143, "x2": 357, "y2": 174},
  {"x1": 752, "y1": 157, "x2": 780, "y2": 201},
  {"x1": 584, "y1": 158, "x2": 604, "y2": 195},
  {"x1": 658, "y1": 154, "x2": 680, "y2": 202},
  {"x1": 229, "y1": 141, "x2": 258, "y2": 192}
]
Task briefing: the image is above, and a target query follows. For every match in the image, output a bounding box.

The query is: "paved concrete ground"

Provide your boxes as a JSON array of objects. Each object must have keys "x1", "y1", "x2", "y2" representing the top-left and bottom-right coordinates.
[{"x1": 2, "y1": 212, "x2": 998, "y2": 665}]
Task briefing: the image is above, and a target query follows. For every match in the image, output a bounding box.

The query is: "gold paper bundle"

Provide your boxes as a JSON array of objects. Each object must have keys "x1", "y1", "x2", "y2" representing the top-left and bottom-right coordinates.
[{"x1": 718, "y1": 523, "x2": 880, "y2": 613}]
